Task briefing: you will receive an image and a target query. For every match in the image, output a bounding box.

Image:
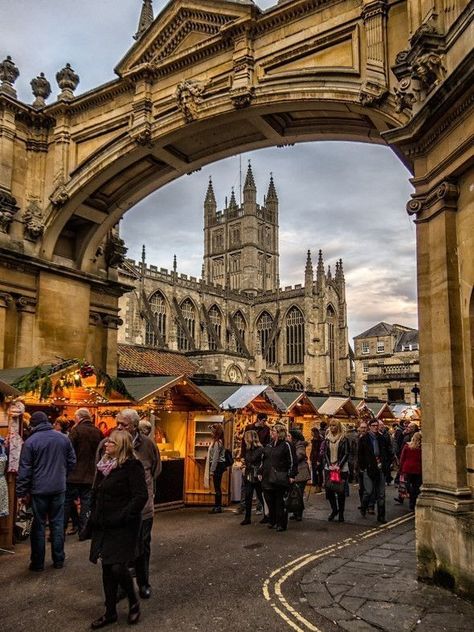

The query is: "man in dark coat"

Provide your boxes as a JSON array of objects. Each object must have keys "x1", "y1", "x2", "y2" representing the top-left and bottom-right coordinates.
[
  {"x1": 357, "y1": 418, "x2": 392, "y2": 524},
  {"x1": 17, "y1": 411, "x2": 76, "y2": 571},
  {"x1": 116, "y1": 408, "x2": 161, "y2": 600},
  {"x1": 64, "y1": 407, "x2": 102, "y2": 538}
]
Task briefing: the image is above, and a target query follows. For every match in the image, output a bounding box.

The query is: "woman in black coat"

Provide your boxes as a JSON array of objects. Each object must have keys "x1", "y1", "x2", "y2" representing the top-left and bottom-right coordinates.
[
  {"x1": 240, "y1": 429, "x2": 265, "y2": 526},
  {"x1": 324, "y1": 419, "x2": 350, "y2": 522},
  {"x1": 260, "y1": 424, "x2": 297, "y2": 532},
  {"x1": 89, "y1": 431, "x2": 148, "y2": 629}
]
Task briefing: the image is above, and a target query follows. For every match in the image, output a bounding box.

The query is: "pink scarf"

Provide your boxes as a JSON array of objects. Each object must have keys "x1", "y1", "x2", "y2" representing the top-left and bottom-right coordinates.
[{"x1": 97, "y1": 456, "x2": 117, "y2": 477}]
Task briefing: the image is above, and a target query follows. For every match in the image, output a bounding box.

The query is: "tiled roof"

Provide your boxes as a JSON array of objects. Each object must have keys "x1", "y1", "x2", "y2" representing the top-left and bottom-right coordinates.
[
  {"x1": 353, "y1": 322, "x2": 395, "y2": 339},
  {"x1": 394, "y1": 330, "x2": 419, "y2": 352},
  {"x1": 118, "y1": 344, "x2": 198, "y2": 376}
]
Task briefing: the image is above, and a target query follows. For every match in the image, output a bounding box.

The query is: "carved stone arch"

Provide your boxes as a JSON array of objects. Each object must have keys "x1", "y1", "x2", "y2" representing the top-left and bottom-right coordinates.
[
  {"x1": 207, "y1": 303, "x2": 223, "y2": 351},
  {"x1": 232, "y1": 308, "x2": 248, "y2": 329},
  {"x1": 177, "y1": 296, "x2": 197, "y2": 352},
  {"x1": 145, "y1": 289, "x2": 168, "y2": 347},
  {"x1": 283, "y1": 303, "x2": 304, "y2": 322},
  {"x1": 287, "y1": 377, "x2": 304, "y2": 391},
  {"x1": 326, "y1": 303, "x2": 336, "y2": 318}
]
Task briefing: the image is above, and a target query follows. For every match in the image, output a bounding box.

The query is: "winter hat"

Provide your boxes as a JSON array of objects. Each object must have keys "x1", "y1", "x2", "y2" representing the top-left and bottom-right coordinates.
[{"x1": 30, "y1": 411, "x2": 49, "y2": 427}]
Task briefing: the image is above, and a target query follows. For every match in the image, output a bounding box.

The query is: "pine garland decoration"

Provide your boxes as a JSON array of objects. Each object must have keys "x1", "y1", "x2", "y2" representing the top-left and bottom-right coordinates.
[
  {"x1": 12, "y1": 366, "x2": 54, "y2": 401},
  {"x1": 95, "y1": 369, "x2": 133, "y2": 400}
]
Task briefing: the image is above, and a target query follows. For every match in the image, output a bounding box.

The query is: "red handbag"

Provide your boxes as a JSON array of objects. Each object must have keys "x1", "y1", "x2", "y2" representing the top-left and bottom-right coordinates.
[{"x1": 329, "y1": 469, "x2": 342, "y2": 483}]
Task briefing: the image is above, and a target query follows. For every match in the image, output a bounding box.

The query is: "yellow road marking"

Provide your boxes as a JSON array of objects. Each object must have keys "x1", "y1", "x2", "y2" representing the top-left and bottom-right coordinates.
[{"x1": 263, "y1": 513, "x2": 415, "y2": 631}]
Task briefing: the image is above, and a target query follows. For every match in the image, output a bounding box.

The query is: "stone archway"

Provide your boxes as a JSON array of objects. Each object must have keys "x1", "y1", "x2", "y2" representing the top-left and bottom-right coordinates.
[{"x1": 0, "y1": 0, "x2": 473, "y2": 596}]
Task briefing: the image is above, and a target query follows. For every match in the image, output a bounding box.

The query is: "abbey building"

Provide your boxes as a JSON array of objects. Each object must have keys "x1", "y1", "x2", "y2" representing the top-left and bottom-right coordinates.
[{"x1": 118, "y1": 163, "x2": 350, "y2": 391}]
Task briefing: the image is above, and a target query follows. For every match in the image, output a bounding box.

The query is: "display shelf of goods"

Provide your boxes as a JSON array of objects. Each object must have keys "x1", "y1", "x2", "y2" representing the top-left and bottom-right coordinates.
[{"x1": 194, "y1": 421, "x2": 213, "y2": 459}]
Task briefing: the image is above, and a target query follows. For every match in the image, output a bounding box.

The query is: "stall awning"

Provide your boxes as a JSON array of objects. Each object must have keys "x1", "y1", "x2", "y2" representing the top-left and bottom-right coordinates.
[
  {"x1": 308, "y1": 395, "x2": 330, "y2": 412},
  {"x1": 317, "y1": 397, "x2": 359, "y2": 418},
  {"x1": 276, "y1": 391, "x2": 320, "y2": 416},
  {"x1": 198, "y1": 384, "x2": 242, "y2": 408},
  {"x1": 220, "y1": 385, "x2": 286, "y2": 413},
  {"x1": 0, "y1": 378, "x2": 20, "y2": 397},
  {"x1": 121, "y1": 375, "x2": 218, "y2": 411},
  {"x1": 365, "y1": 401, "x2": 396, "y2": 420}
]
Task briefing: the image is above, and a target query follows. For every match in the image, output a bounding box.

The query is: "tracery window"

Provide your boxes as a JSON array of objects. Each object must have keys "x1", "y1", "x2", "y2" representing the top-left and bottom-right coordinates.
[
  {"x1": 208, "y1": 305, "x2": 222, "y2": 351},
  {"x1": 233, "y1": 311, "x2": 246, "y2": 355},
  {"x1": 257, "y1": 311, "x2": 276, "y2": 364},
  {"x1": 288, "y1": 377, "x2": 304, "y2": 391},
  {"x1": 145, "y1": 291, "x2": 166, "y2": 347},
  {"x1": 286, "y1": 307, "x2": 304, "y2": 364},
  {"x1": 327, "y1": 305, "x2": 336, "y2": 391},
  {"x1": 177, "y1": 299, "x2": 195, "y2": 352}
]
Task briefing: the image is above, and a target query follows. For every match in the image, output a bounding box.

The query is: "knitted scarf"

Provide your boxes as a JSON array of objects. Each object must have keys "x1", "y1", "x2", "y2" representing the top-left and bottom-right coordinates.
[{"x1": 97, "y1": 456, "x2": 118, "y2": 477}]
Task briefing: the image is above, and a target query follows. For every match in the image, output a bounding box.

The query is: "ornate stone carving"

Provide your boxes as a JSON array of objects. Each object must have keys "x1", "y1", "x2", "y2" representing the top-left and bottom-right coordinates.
[
  {"x1": 175, "y1": 79, "x2": 206, "y2": 122},
  {"x1": 104, "y1": 233, "x2": 128, "y2": 268},
  {"x1": 406, "y1": 180, "x2": 459, "y2": 222},
  {"x1": 0, "y1": 189, "x2": 19, "y2": 233},
  {"x1": 49, "y1": 177, "x2": 70, "y2": 208},
  {"x1": 131, "y1": 126, "x2": 153, "y2": 147},
  {"x1": 230, "y1": 87, "x2": 254, "y2": 109},
  {"x1": 394, "y1": 77, "x2": 417, "y2": 113},
  {"x1": 23, "y1": 200, "x2": 45, "y2": 241},
  {"x1": 0, "y1": 292, "x2": 13, "y2": 308},
  {"x1": 411, "y1": 53, "x2": 446, "y2": 93},
  {"x1": 0, "y1": 56, "x2": 19, "y2": 98},
  {"x1": 56, "y1": 63, "x2": 79, "y2": 100},
  {"x1": 102, "y1": 314, "x2": 124, "y2": 329},
  {"x1": 30, "y1": 73, "x2": 51, "y2": 109},
  {"x1": 89, "y1": 311, "x2": 102, "y2": 326},
  {"x1": 16, "y1": 296, "x2": 37, "y2": 313},
  {"x1": 359, "y1": 80, "x2": 388, "y2": 106}
]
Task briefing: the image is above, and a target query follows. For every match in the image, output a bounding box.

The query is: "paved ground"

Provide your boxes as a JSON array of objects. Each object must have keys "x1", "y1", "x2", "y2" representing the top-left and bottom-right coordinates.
[{"x1": 1, "y1": 486, "x2": 472, "y2": 632}]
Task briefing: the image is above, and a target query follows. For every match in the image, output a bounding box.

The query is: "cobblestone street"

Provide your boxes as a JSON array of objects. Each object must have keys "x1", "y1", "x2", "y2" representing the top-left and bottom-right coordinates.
[{"x1": 2, "y1": 488, "x2": 472, "y2": 632}]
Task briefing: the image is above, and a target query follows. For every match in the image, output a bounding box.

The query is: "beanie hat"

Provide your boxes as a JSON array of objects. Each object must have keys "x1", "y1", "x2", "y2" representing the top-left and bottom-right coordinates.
[{"x1": 30, "y1": 411, "x2": 49, "y2": 427}]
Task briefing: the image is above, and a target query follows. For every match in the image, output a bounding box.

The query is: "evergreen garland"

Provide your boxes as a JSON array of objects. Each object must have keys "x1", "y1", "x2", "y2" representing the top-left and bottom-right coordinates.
[
  {"x1": 95, "y1": 369, "x2": 133, "y2": 400},
  {"x1": 12, "y1": 366, "x2": 54, "y2": 401}
]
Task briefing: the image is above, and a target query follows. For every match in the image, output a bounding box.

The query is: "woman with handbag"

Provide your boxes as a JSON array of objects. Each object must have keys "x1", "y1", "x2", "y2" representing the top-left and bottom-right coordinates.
[
  {"x1": 288, "y1": 429, "x2": 311, "y2": 521},
  {"x1": 240, "y1": 430, "x2": 265, "y2": 525},
  {"x1": 207, "y1": 424, "x2": 226, "y2": 514},
  {"x1": 89, "y1": 431, "x2": 148, "y2": 629},
  {"x1": 324, "y1": 419, "x2": 350, "y2": 522},
  {"x1": 259, "y1": 424, "x2": 297, "y2": 532}
]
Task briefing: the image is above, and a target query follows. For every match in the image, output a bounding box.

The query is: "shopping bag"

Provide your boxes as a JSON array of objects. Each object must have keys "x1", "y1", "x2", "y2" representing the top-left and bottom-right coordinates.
[
  {"x1": 284, "y1": 484, "x2": 304, "y2": 514},
  {"x1": 14, "y1": 503, "x2": 33, "y2": 542}
]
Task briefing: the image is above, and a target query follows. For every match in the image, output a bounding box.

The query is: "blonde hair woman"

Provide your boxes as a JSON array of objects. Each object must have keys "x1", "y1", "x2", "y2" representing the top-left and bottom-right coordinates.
[
  {"x1": 399, "y1": 431, "x2": 422, "y2": 510},
  {"x1": 323, "y1": 418, "x2": 350, "y2": 522},
  {"x1": 260, "y1": 423, "x2": 297, "y2": 532},
  {"x1": 89, "y1": 431, "x2": 148, "y2": 629},
  {"x1": 240, "y1": 430, "x2": 265, "y2": 525}
]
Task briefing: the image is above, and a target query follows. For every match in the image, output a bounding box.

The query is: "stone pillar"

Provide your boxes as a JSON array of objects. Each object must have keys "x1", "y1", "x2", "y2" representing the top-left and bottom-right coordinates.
[
  {"x1": 15, "y1": 296, "x2": 37, "y2": 367},
  {"x1": 0, "y1": 292, "x2": 12, "y2": 368},
  {"x1": 407, "y1": 178, "x2": 474, "y2": 595},
  {"x1": 86, "y1": 311, "x2": 103, "y2": 371},
  {"x1": 101, "y1": 315, "x2": 123, "y2": 377}
]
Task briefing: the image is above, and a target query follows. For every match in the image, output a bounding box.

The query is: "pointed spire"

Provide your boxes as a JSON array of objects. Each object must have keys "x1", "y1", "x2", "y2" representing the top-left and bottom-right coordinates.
[
  {"x1": 339, "y1": 258, "x2": 344, "y2": 279},
  {"x1": 204, "y1": 176, "x2": 216, "y2": 226},
  {"x1": 173, "y1": 254, "x2": 177, "y2": 274},
  {"x1": 327, "y1": 265, "x2": 332, "y2": 282},
  {"x1": 305, "y1": 250, "x2": 313, "y2": 295},
  {"x1": 316, "y1": 249, "x2": 325, "y2": 289},
  {"x1": 134, "y1": 0, "x2": 154, "y2": 41},
  {"x1": 228, "y1": 187, "x2": 238, "y2": 211},
  {"x1": 243, "y1": 160, "x2": 256, "y2": 190},
  {"x1": 266, "y1": 172, "x2": 278, "y2": 201},
  {"x1": 141, "y1": 244, "x2": 146, "y2": 266},
  {"x1": 204, "y1": 176, "x2": 216, "y2": 206}
]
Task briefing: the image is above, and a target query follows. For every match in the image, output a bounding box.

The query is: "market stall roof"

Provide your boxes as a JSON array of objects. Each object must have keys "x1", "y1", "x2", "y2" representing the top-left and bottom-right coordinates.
[
  {"x1": 220, "y1": 385, "x2": 286, "y2": 413},
  {"x1": 0, "y1": 365, "x2": 53, "y2": 385},
  {"x1": 390, "y1": 404, "x2": 421, "y2": 422},
  {"x1": 365, "y1": 401, "x2": 396, "y2": 420},
  {"x1": 121, "y1": 375, "x2": 218, "y2": 411},
  {"x1": 198, "y1": 384, "x2": 242, "y2": 407},
  {"x1": 277, "y1": 391, "x2": 319, "y2": 416},
  {"x1": 0, "y1": 378, "x2": 20, "y2": 397},
  {"x1": 118, "y1": 344, "x2": 197, "y2": 376},
  {"x1": 352, "y1": 398, "x2": 366, "y2": 410},
  {"x1": 318, "y1": 396, "x2": 359, "y2": 418},
  {"x1": 308, "y1": 395, "x2": 330, "y2": 412}
]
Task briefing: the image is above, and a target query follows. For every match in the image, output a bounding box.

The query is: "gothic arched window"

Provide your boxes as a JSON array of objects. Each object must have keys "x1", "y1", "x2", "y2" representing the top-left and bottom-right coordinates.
[
  {"x1": 177, "y1": 298, "x2": 196, "y2": 351},
  {"x1": 257, "y1": 311, "x2": 276, "y2": 364},
  {"x1": 286, "y1": 306, "x2": 305, "y2": 364},
  {"x1": 288, "y1": 377, "x2": 304, "y2": 391},
  {"x1": 327, "y1": 304, "x2": 336, "y2": 391},
  {"x1": 208, "y1": 305, "x2": 222, "y2": 351},
  {"x1": 145, "y1": 291, "x2": 166, "y2": 347},
  {"x1": 233, "y1": 311, "x2": 246, "y2": 355}
]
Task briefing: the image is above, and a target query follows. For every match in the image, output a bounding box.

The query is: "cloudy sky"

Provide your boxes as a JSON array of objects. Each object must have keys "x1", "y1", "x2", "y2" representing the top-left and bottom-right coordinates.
[{"x1": 1, "y1": 0, "x2": 418, "y2": 342}]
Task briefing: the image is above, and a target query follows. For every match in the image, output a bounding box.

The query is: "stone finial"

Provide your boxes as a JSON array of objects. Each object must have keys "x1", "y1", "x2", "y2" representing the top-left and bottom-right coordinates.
[
  {"x1": 316, "y1": 249, "x2": 325, "y2": 288},
  {"x1": 266, "y1": 172, "x2": 278, "y2": 201},
  {"x1": 30, "y1": 73, "x2": 51, "y2": 109},
  {"x1": 228, "y1": 187, "x2": 238, "y2": 211},
  {"x1": 243, "y1": 160, "x2": 256, "y2": 191},
  {"x1": 0, "y1": 189, "x2": 19, "y2": 234},
  {"x1": 134, "y1": 0, "x2": 154, "y2": 41},
  {"x1": 0, "y1": 56, "x2": 19, "y2": 98},
  {"x1": 56, "y1": 63, "x2": 79, "y2": 101}
]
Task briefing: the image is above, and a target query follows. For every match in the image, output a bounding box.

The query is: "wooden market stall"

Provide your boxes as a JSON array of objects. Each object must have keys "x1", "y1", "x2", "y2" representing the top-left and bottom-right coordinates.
[
  {"x1": 121, "y1": 375, "x2": 220, "y2": 508},
  {"x1": 364, "y1": 401, "x2": 397, "y2": 425},
  {"x1": 276, "y1": 391, "x2": 320, "y2": 442},
  {"x1": 316, "y1": 396, "x2": 359, "y2": 426}
]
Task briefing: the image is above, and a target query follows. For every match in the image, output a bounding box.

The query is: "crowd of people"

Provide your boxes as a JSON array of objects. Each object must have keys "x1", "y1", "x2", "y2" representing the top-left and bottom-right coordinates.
[
  {"x1": 206, "y1": 413, "x2": 422, "y2": 530},
  {"x1": 11, "y1": 406, "x2": 420, "y2": 628}
]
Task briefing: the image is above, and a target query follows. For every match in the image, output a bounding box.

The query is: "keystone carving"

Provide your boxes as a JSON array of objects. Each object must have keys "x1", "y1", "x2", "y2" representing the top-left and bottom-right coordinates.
[
  {"x1": 23, "y1": 200, "x2": 45, "y2": 241},
  {"x1": 394, "y1": 77, "x2": 417, "y2": 113},
  {"x1": 0, "y1": 190, "x2": 19, "y2": 233},
  {"x1": 359, "y1": 80, "x2": 388, "y2": 107},
  {"x1": 230, "y1": 87, "x2": 255, "y2": 109},
  {"x1": 104, "y1": 233, "x2": 128, "y2": 269},
  {"x1": 30, "y1": 73, "x2": 51, "y2": 109},
  {"x1": 411, "y1": 53, "x2": 446, "y2": 93},
  {"x1": 0, "y1": 56, "x2": 19, "y2": 97},
  {"x1": 56, "y1": 63, "x2": 79, "y2": 101},
  {"x1": 175, "y1": 79, "x2": 206, "y2": 122},
  {"x1": 130, "y1": 126, "x2": 153, "y2": 147}
]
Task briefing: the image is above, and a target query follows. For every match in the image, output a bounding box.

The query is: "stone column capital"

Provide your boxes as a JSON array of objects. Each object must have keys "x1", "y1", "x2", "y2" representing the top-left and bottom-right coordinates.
[
  {"x1": 406, "y1": 180, "x2": 459, "y2": 223},
  {"x1": 102, "y1": 314, "x2": 123, "y2": 330},
  {"x1": 16, "y1": 296, "x2": 37, "y2": 313},
  {"x1": 89, "y1": 311, "x2": 102, "y2": 326},
  {"x1": 0, "y1": 292, "x2": 13, "y2": 308}
]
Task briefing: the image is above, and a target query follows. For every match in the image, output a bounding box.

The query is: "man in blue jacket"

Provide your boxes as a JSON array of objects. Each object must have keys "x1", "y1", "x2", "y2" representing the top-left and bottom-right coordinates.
[{"x1": 17, "y1": 411, "x2": 76, "y2": 571}]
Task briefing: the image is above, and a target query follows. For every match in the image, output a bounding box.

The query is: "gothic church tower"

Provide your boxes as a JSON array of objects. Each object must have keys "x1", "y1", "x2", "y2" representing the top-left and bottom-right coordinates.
[{"x1": 203, "y1": 163, "x2": 279, "y2": 294}]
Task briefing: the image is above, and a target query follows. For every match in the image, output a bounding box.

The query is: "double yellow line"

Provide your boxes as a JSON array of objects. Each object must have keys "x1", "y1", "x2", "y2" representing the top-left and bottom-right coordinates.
[{"x1": 262, "y1": 513, "x2": 415, "y2": 632}]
